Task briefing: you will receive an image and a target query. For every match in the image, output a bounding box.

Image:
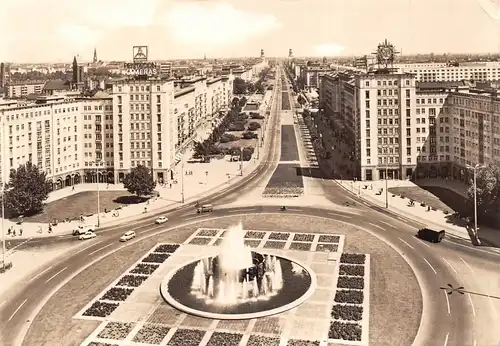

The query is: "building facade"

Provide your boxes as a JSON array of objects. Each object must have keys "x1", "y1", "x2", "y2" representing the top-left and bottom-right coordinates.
[
  {"x1": 394, "y1": 61, "x2": 500, "y2": 82},
  {"x1": 5, "y1": 81, "x2": 46, "y2": 98}
]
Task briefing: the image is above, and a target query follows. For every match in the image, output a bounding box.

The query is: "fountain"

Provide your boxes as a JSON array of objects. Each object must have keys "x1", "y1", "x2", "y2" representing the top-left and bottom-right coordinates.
[{"x1": 161, "y1": 223, "x2": 317, "y2": 319}]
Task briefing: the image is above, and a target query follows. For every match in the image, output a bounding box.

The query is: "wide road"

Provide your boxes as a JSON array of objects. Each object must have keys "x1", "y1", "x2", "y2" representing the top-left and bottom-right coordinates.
[{"x1": 1, "y1": 65, "x2": 495, "y2": 346}]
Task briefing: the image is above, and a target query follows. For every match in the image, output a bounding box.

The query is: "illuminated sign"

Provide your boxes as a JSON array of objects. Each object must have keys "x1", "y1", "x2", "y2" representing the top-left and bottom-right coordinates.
[
  {"x1": 123, "y1": 62, "x2": 158, "y2": 76},
  {"x1": 133, "y1": 46, "x2": 148, "y2": 62}
]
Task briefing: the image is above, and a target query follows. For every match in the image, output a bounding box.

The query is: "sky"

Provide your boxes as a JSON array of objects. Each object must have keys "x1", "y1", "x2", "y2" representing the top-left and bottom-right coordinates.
[{"x1": 1, "y1": 0, "x2": 500, "y2": 63}]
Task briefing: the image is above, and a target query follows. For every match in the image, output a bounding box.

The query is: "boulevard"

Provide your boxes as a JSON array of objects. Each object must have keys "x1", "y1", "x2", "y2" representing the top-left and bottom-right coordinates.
[{"x1": 0, "y1": 66, "x2": 499, "y2": 346}]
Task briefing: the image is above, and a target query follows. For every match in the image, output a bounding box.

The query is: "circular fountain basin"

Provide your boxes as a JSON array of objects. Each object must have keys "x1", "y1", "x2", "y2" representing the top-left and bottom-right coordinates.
[{"x1": 160, "y1": 252, "x2": 317, "y2": 320}]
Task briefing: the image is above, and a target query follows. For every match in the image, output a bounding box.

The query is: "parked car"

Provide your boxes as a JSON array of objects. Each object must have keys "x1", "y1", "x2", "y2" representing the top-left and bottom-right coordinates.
[
  {"x1": 72, "y1": 224, "x2": 96, "y2": 236},
  {"x1": 417, "y1": 228, "x2": 445, "y2": 243},
  {"x1": 78, "y1": 231, "x2": 97, "y2": 240},
  {"x1": 120, "y1": 231, "x2": 136, "y2": 242},
  {"x1": 197, "y1": 204, "x2": 214, "y2": 213},
  {"x1": 155, "y1": 216, "x2": 168, "y2": 224}
]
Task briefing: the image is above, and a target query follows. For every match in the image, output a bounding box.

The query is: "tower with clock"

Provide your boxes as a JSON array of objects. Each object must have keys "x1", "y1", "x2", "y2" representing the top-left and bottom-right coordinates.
[{"x1": 373, "y1": 39, "x2": 399, "y2": 71}]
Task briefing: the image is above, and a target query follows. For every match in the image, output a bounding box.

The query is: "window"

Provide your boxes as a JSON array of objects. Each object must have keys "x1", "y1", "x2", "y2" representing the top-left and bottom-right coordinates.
[
  {"x1": 366, "y1": 100, "x2": 370, "y2": 108},
  {"x1": 366, "y1": 120, "x2": 370, "y2": 128},
  {"x1": 366, "y1": 148, "x2": 371, "y2": 156},
  {"x1": 366, "y1": 110, "x2": 370, "y2": 118},
  {"x1": 406, "y1": 147, "x2": 411, "y2": 155},
  {"x1": 365, "y1": 90, "x2": 370, "y2": 99},
  {"x1": 405, "y1": 89, "x2": 410, "y2": 98},
  {"x1": 366, "y1": 139, "x2": 370, "y2": 147}
]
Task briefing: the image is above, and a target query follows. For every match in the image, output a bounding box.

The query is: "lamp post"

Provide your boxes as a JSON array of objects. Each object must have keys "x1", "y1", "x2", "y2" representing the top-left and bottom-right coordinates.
[
  {"x1": 1, "y1": 186, "x2": 5, "y2": 271},
  {"x1": 240, "y1": 147, "x2": 243, "y2": 176},
  {"x1": 468, "y1": 163, "x2": 485, "y2": 241},
  {"x1": 91, "y1": 160, "x2": 106, "y2": 227},
  {"x1": 180, "y1": 159, "x2": 185, "y2": 204}
]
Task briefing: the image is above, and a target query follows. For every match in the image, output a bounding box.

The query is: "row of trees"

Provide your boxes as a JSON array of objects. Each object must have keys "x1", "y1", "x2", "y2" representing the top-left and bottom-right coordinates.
[
  {"x1": 466, "y1": 164, "x2": 500, "y2": 222},
  {"x1": 233, "y1": 67, "x2": 272, "y2": 95},
  {"x1": 3, "y1": 162, "x2": 155, "y2": 218}
]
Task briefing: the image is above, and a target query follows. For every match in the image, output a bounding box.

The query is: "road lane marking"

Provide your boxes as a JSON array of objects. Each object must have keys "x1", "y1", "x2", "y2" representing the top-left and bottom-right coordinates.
[
  {"x1": 415, "y1": 238, "x2": 431, "y2": 248},
  {"x1": 443, "y1": 332, "x2": 449, "y2": 346},
  {"x1": 0, "y1": 300, "x2": 5, "y2": 308},
  {"x1": 368, "y1": 223, "x2": 385, "y2": 232},
  {"x1": 442, "y1": 258, "x2": 458, "y2": 274},
  {"x1": 327, "y1": 212, "x2": 352, "y2": 219},
  {"x1": 287, "y1": 208, "x2": 303, "y2": 212},
  {"x1": 74, "y1": 241, "x2": 103, "y2": 255},
  {"x1": 28, "y1": 265, "x2": 53, "y2": 282},
  {"x1": 423, "y1": 258, "x2": 437, "y2": 274},
  {"x1": 8, "y1": 299, "x2": 27, "y2": 322},
  {"x1": 444, "y1": 291, "x2": 451, "y2": 315},
  {"x1": 8, "y1": 237, "x2": 33, "y2": 253},
  {"x1": 444, "y1": 239, "x2": 500, "y2": 256},
  {"x1": 88, "y1": 243, "x2": 114, "y2": 257},
  {"x1": 467, "y1": 293, "x2": 476, "y2": 317},
  {"x1": 380, "y1": 221, "x2": 397, "y2": 228},
  {"x1": 459, "y1": 257, "x2": 474, "y2": 272},
  {"x1": 398, "y1": 237, "x2": 414, "y2": 249},
  {"x1": 228, "y1": 208, "x2": 256, "y2": 213},
  {"x1": 44, "y1": 267, "x2": 67, "y2": 284}
]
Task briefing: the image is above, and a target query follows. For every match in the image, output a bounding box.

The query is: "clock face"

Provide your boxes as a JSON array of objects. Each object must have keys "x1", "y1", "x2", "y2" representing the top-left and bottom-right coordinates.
[{"x1": 379, "y1": 47, "x2": 393, "y2": 60}]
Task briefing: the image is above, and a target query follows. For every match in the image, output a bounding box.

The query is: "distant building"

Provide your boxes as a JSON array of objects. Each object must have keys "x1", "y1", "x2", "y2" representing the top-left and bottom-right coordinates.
[
  {"x1": 391, "y1": 61, "x2": 500, "y2": 82},
  {"x1": 5, "y1": 80, "x2": 46, "y2": 98},
  {"x1": 0, "y1": 62, "x2": 5, "y2": 88}
]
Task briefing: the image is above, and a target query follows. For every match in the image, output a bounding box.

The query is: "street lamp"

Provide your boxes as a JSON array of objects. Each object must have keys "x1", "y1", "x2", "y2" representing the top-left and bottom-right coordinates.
[
  {"x1": 1, "y1": 186, "x2": 5, "y2": 271},
  {"x1": 467, "y1": 163, "x2": 485, "y2": 242},
  {"x1": 90, "y1": 160, "x2": 106, "y2": 227}
]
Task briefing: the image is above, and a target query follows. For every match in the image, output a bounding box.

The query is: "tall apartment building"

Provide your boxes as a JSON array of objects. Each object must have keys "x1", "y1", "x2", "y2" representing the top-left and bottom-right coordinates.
[
  {"x1": 393, "y1": 61, "x2": 500, "y2": 82},
  {"x1": 5, "y1": 81, "x2": 46, "y2": 98},
  {"x1": 320, "y1": 70, "x2": 500, "y2": 181},
  {"x1": 0, "y1": 75, "x2": 234, "y2": 187}
]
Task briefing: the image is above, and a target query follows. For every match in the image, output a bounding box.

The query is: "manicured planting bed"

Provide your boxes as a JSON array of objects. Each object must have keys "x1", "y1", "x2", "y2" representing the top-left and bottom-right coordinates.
[
  {"x1": 293, "y1": 233, "x2": 315, "y2": 242},
  {"x1": 88, "y1": 342, "x2": 118, "y2": 346},
  {"x1": 132, "y1": 323, "x2": 170, "y2": 344},
  {"x1": 154, "y1": 244, "x2": 180, "y2": 253},
  {"x1": 318, "y1": 235, "x2": 340, "y2": 243},
  {"x1": 189, "y1": 237, "x2": 212, "y2": 245},
  {"x1": 264, "y1": 164, "x2": 304, "y2": 195},
  {"x1": 340, "y1": 253, "x2": 366, "y2": 265},
  {"x1": 287, "y1": 340, "x2": 320, "y2": 346},
  {"x1": 329, "y1": 321, "x2": 362, "y2": 341},
  {"x1": 331, "y1": 305, "x2": 363, "y2": 321},
  {"x1": 206, "y1": 332, "x2": 243, "y2": 346},
  {"x1": 247, "y1": 335, "x2": 281, "y2": 346},
  {"x1": 83, "y1": 301, "x2": 119, "y2": 318},
  {"x1": 268, "y1": 232, "x2": 290, "y2": 240},
  {"x1": 316, "y1": 244, "x2": 338, "y2": 252},
  {"x1": 280, "y1": 125, "x2": 299, "y2": 161},
  {"x1": 263, "y1": 241, "x2": 286, "y2": 249},
  {"x1": 244, "y1": 240, "x2": 261, "y2": 247},
  {"x1": 334, "y1": 290, "x2": 364, "y2": 304},
  {"x1": 339, "y1": 264, "x2": 365, "y2": 277},
  {"x1": 117, "y1": 274, "x2": 148, "y2": 287},
  {"x1": 167, "y1": 329, "x2": 205, "y2": 346},
  {"x1": 245, "y1": 231, "x2": 266, "y2": 239},
  {"x1": 282, "y1": 92, "x2": 291, "y2": 110},
  {"x1": 289, "y1": 242, "x2": 312, "y2": 251},
  {"x1": 101, "y1": 287, "x2": 134, "y2": 301},
  {"x1": 337, "y1": 277, "x2": 364, "y2": 290},
  {"x1": 97, "y1": 322, "x2": 134, "y2": 340},
  {"x1": 130, "y1": 263, "x2": 159, "y2": 275},
  {"x1": 197, "y1": 229, "x2": 220, "y2": 237},
  {"x1": 142, "y1": 253, "x2": 170, "y2": 264}
]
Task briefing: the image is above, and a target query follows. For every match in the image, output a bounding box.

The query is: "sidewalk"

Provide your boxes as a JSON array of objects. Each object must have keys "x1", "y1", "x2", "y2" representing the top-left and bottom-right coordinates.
[{"x1": 336, "y1": 178, "x2": 500, "y2": 247}]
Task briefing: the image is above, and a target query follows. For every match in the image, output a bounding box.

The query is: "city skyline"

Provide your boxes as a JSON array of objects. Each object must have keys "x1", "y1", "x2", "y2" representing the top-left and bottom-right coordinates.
[{"x1": 2, "y1": 0, "x2": 500, "y2": 63}]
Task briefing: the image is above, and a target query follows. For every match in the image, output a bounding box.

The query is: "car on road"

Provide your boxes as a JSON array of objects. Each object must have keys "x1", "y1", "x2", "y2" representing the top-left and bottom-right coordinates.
[
  {"x1": 78, "y1": 231, "x2": 97, "y2": 240},
  {"x1": 417, "y1": 228, "x2": 445, "y2": 243},
  {"x1": 120, "y1": 231, "x2": 136, "y2": 242},
  {"x1": 197, "y1": 204, "x2": 214, "y2": 213},
  {"x1": 72, "y1": 224, "x2": 97, "y2": 236},
  {"x1": 155, "y1": 216, "x2": 168, "y2": 224}
]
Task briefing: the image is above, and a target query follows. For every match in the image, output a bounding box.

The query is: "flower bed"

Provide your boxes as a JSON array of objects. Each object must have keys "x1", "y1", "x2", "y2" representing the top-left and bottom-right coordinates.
[
  {"x1": 189, "y1": 237, "x2": 212, "y2": 245},
  {"x1": 206, "y1": 332, "x2": 243, "y2": 346},
  {"x1": 167, "y1": 329, "x2": 205, "y2": 346},
  {"x1": 262, "y1": 187, "x2": 304, "y2": 196},
  {"x1": 293, "y1": 233, "x2": 315, "y2": 242},
  {"x1": 331, "y1": 305, "x2": 363, "y2": 321},
  {"x1": 117, "y1": 275, "x2": 148, "y2": 288},
  {"x1": 83, "y1": 301, "x2": 119, "y2": 318},
  {"x1": 318, "y1": 235, "x2": 340, "y2": 243},
  {"x1": 339, "y1": 265, "x2": 365, "y2": 277},
  {"x1": 245, "y1": 231, "x2": 266, "y2": 239},
  {"x1": 289, "y1": 242, "x2": 312, "y2": 251},
  {"x1": 101, "y1": 287, "x2": 134, "y2": 301},
  {"x1": 328, "y1": 321, "x2": 362, "y2": 341},
  {"x1": 247, "y1": 335, "x2": 280, "y2": 346},
  {"x1": 197, "y1": 229, "x2": 220, "y2": 237},
  {"x1": 97, "y1": 322, "x2": 134, "y2": 340},
  {"x1": 130, "y1": 263, "x2": 159, "y2": 275},
  {"x1": 268, "y1": 232, "x2": 290, "y2": 240},
  {"x1": 337, "y1": 277, "x2": 364, "y2": 290},
  {"x1": 286, "y1": 340, "x2": 320, "y2": 346},
  {"x1": 154, "y1": 244, "x2": 180, "y2": 253},
  {"x1": 142, "y1": 253, "x2": 170, "y2": 264},
  {"x1": 88, "y1": 342, "x2": 118, "y2": 346},
  {"x1": 263, "y1": 241, "x2": 286, "y2": 249},
  {"x1": 340, "y1": 253, "x2": 366, "y2": 265},
  {"x1": 244, "y1": 240, "x2": 261, "y2": 247},
  {"x1": 132, "y1": 323, "x2": 170, "y2": 344},
  {"x1": 315, "y1": 244, "x2": 338, "y2": 252},
  {"x1": 334, "y1": 290, "x2": 364, "y2": 304}
]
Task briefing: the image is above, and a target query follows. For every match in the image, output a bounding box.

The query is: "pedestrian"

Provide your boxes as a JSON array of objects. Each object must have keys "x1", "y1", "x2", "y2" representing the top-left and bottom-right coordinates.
[
  {"x1": 48, "y1": 225, "x2": 53, "y2": 233},
  {"x1": 7, "y1": 227, "x2": 11, "y2": 236},
  {"x1": 72, "y1": 186, "x2": 75, "y2": 191},
  {"x1": 20, "y1": 228, "x2": 23, "y2": 236},
  {"x1": 13, "y1": 229, "x2": 16, "y2": 236},
  {"x1": 169, "y1": 183, "x2": 172, "y2": 188}
]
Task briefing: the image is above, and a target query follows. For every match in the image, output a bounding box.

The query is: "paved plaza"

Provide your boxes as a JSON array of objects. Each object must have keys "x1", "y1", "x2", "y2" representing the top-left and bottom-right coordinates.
[{"x1": 76, "y1": 228, "x2": 371, "y2": 346}]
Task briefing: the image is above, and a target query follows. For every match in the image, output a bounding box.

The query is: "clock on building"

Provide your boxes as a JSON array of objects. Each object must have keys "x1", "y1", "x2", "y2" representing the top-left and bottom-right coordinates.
[{"x1": 375, "y1": 39, "x2": 398, "y2": 67}]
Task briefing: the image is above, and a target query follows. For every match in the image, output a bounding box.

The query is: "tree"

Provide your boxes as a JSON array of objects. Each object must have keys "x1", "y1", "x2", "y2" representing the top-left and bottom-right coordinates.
[
  {"x1": 123, "y1": 165, "x2": 156, "y2": 197},
  {"x1": 466, "y1": 164, "x2": 500, "y2": 220},
  {"x1": 297, "y1": 94, "x2": 306, "y2": 105},
  {"x1": 233, "y1": 78, "x2": 248, "y2": 94},
  {"x1": 4, "y1": 162, "x2": 52, "y2": 217},
  {"x1": 192, "y1": 140, "x2": 219, "y2": 162}
]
